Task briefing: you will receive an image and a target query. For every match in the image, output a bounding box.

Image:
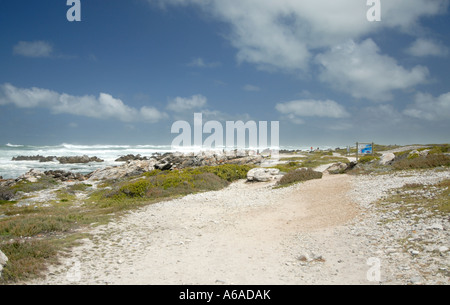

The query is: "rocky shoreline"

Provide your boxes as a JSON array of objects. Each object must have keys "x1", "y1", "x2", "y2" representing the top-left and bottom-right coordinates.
[{"x1": 1, "y1": 150, "x2": 266, "y2": 187}]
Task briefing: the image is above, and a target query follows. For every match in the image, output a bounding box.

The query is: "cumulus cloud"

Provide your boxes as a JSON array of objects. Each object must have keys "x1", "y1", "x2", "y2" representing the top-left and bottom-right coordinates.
[
  {"x1": 147, "y1": 0, "x2": 448, "y2": 72},
  {"x1": 166, "y1": 94, "x2": 208, "y2": 112},
  {"x1": 315, "y1": 39, "x2": 429, "y2": 101},
  {"x1": 275, "y1": 99, "x2": 350, "y2": 124},
  {"x1": 405, "y1": 38, "x2": 449, "y2": 57},
  {"x1": 13, "y1": 41, "x2": 53, "y2": 58},
  {"x1": 403, "y1": 92, "x2": 450, "y2": 121},
  {"x1": 0, "y1": 83, "x2": 167, "y2": 123}
]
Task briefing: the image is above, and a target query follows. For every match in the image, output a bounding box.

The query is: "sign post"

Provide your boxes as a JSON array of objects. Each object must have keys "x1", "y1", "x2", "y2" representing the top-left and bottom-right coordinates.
[{"x1": 356, "y1": 142, "x2": 374, "y2": 162}]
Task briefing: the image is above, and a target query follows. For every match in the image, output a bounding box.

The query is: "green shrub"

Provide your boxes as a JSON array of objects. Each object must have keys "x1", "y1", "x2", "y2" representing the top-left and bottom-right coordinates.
[
  {"x1": 428, "y1": 145, "x2": 450, "y2": 155},
  {"x1": 11, "y1": 177, "x2": 58, "y2": 194},
  {"x1": 407, "y1": 153, "x2": 419, "y2": 160},
  {"x1": 0, "y1": 240, "x2": 58, "y2": 283},
  {"x1": 198, "y1": 164, "x2": 253, "y2": 182},
  {"x1": 67, "y1": 183, "x2": 92, "y2": 192},
  {"x1": 358, "y1": 155, "x2": 379, "y2": 164},
  {"x1": 277, "y1": 168, "x2": 323, "y2": 187},
  {"x1": 119, "y1": 179, "x2": 152, "y2": 198},
  {"x1": 393, "y1": 154, "x2": 450, "y2": 170},
  {"x1": 108, "y1": 164, "x2": 249, "y2": 200},
  {"x1": 272, "y1": 162, "x2": 301, "y2": 173},
  {"x1": 142, "y1": 169, "x2": 162, "y2": 177}
]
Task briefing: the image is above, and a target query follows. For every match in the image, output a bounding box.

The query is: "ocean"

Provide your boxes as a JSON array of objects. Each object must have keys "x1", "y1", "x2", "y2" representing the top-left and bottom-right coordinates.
[
  {"x1": 0, "y1": 143, "x2": 333, "y2": 180},
  {"x1": 0, "y1": 143, "x2": 174, "y2": 180}
]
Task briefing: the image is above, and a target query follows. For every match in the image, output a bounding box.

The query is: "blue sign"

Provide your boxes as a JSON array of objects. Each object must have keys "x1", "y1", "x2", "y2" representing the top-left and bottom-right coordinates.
[{"x1": 360, "y1": 144, "x2": 373, "y2": 154}]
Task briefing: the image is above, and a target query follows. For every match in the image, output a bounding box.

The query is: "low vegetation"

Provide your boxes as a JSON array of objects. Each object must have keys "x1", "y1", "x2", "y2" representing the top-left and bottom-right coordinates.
[
  {"x1": 377, "y1": 179, "x2": 450, "y2": 217},
  {"x1": 274, "y1": 152, "x2": 349, "y2": 173},
  {"x1": 392, "y1": 154, "x2": 450, "y2": 170},
  {"x1": 276, "y1": 168, "x2": 323, "y2": 187},
  {"x1": 375, "y1": 179, "x2": 450, "y2": 258},
  {"x1": 358, "y1": 155, "x2": 380, "y2": 164}
]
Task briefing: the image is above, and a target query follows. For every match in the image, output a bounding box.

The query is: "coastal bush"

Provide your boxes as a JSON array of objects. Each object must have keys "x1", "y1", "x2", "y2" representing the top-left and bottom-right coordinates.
[
  {"x1": 407, "y1": 153, "x2": 419, "y2": 160},
  {"x1": 0, "y1": 187, "x2": 15, "y2": 201},
  {"x1": 11, "y1": 177, "x2": 58, "y2": 194},
  {"x1": 119, "y1": 179, "x2": 152, "y2": 198},
  {"x1": 106, "y1": 165, "x2": 243, "y2": 200},
  {"x1": 0, "y1": 240, "x2": 57, "y2": 283},
  {"x1": 198, "y1": 164, "x2": 253, "y2": 182},
  {"x1": 272, "y1": 161, "x2": 301, "y2": 173},
  {"x1": 393, "y1": 154, "x2": 450, "y2": 170},
  {"x1": 277, "y1": 168, "x2": 323, "y2": 187},
  {"x1": 358, "y1": 155, "x2": 379, "y2": 164},
  {"x1": 66, "y1": 183, "x2": 92, "y2": 192},
  {"x1": 428, "y1": 144, "x2": 450, "y2": 155}
]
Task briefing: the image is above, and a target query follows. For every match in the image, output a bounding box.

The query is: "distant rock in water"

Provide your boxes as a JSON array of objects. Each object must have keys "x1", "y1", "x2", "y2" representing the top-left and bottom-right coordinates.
[
  {"x1": 57, "y1": 155, "x2": 104, "y2": 164},
  {"x1": 115, "y1": 154, "x2": 148, "y2": 162},
  {"x1": 12, "y1": 155, "x2": 104, "y2": 164},
  {"x1": 12, "y1": 155, "x2": 57, "y2": 162}
]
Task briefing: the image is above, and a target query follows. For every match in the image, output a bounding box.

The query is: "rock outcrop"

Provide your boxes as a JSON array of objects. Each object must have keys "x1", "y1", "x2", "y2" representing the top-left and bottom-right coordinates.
[
  {"x1": 15, "y1": 169, "x2": 45, "y2": 183},
  {"x1": 379, "y1": 153, "x2": 396, "y2": 165},
  {"x1": 247, "y1": 168, "x2": 281, "y2": 182},
  {"x1": 87, "y1": 160, "x2": 157, "y2": 181},
  {"x1": 44, "y1": 170, "x2": 85, "y2": 182},
  {"x1": 326, "y1": 161, "x2": 357, "y2": 174},
  {"x1": 326, "y1": 162, "x2": 348, "y2": 174}
]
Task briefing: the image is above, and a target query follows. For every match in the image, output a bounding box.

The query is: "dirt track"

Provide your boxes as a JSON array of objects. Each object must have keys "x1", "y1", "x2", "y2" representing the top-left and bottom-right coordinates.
[{"x1": 27, "y1": 172, "x2": 380, "y2": 285}]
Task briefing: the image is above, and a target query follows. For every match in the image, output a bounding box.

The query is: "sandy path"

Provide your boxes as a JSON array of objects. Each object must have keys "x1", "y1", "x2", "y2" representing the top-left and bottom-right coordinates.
[{"x1": 28, "y1": 173, "x2": 373, "y2": 285}]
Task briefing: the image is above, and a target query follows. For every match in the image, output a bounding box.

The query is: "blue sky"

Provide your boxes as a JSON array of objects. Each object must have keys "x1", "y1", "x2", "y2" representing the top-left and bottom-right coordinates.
[{"x1": 0, "y1": 0, "x2": 449, "y2": 147}]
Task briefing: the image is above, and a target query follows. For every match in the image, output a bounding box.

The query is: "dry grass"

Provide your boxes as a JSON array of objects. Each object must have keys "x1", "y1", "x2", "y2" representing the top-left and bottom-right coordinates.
[
  {"x1": 276, "y1": 168, "x2": 323, "y2": 187},
  {"x1": 393, "y1": 154, "x2": 450, "y2": 170}
]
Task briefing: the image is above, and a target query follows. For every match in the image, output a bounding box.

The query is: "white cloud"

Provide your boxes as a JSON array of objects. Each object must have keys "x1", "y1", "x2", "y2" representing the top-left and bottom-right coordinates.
[
  {"x1": 166, "y1": 94, "x2": 207, "y2": 112},
  {"x1": 243, "y1": 84, "x2": 261, "y2": 92},
  {"x1": 315, "y1": 39, "x2": 429, "y2": 101},
  {"x1": 147, "y1": 0, "x2": 448, "y2": 72},
  {"x1": 140, "y1": 106, "x2": 168, "y2": 123},
  {"x1": 0, "y1": 83, "x2": 167, "y2": 123},
  {"x1": 403, "y1": 92, "x2": 450, "y2": 121},
  {"x1": 187, "y1": 57, "x2": 221, "y2": 68},
  {"x1": 275, "y1": 99, "x2": 350, "y2": 124},
  {"x1": 405, "y1": 38, "x2": 449, "y2": 57},
  {"x1": 13, "y1": 41, "x2": 53, "y2": 58}
]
